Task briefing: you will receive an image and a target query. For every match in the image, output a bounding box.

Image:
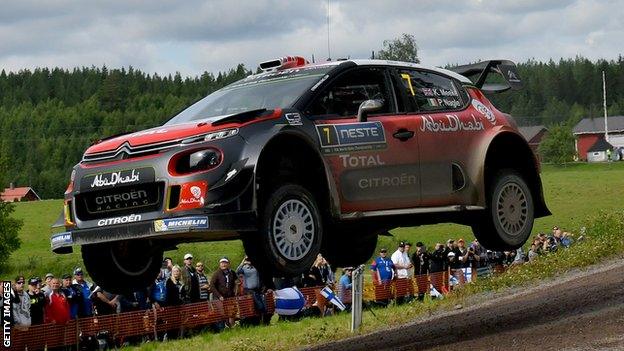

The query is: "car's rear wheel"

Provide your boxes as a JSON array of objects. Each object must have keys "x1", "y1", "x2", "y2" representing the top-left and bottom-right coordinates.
[
  {"x1": 82, "y1": 240, "x2": 163, "y2": 294},
  {"x1": 244, "y1": 183, "x2": 323, "y2": 277},
  {"x1": 472, "y1": 169, "x2": 534, "y2": 250}
]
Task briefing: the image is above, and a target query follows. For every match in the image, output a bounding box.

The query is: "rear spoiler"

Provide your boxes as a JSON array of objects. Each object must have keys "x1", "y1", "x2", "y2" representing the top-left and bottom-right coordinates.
[{"x1": 449, "y1": 60, "x2": 522, "y2": 93}]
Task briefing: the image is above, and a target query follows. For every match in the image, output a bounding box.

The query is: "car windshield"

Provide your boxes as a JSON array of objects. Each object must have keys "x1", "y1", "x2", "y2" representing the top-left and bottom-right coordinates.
[{"x1": 165, "y1": 65, "x2": 335, "y2": 125}]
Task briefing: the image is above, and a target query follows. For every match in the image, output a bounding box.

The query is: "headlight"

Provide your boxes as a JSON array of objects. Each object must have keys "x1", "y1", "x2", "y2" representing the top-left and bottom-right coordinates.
[
  {"x1": 181, "y1": 128, "x2": 239, "y2": 144},
  {"x1": 170, "y1": 148, "x2": 222, "y2": 175}
]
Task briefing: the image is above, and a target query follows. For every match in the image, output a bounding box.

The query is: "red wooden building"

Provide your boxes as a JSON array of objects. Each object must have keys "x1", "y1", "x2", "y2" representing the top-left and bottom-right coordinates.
[
  {"x1": 0, "y1": 183, "x2": 41, "y2": 202},
  {"x1": 573, "y1": 116, "x2": 624, "y2": 161}
]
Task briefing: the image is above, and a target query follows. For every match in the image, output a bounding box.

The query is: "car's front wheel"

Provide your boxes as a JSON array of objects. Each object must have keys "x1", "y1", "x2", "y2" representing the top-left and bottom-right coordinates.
[
  {"x1": 472, "y1": 169, "x2": 535, "y2": 250},
  {"x1": 244, "y1": 183, "x2": 323, "y2": 277},
  {"x1": 81, "y1": 240, "x2": 163, "y2": 294}
]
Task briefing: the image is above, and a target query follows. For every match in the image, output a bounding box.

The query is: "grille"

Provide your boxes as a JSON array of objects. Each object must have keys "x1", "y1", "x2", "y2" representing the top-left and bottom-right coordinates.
[{"x1": 75, "y1": 182, "x2": 164, "y2": 221}]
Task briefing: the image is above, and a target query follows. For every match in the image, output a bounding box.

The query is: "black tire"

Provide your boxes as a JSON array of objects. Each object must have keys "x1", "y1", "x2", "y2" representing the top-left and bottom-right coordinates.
[
  {"x1": 324, "y1": 230, "x2": 378, "y2": 268},
  {"x1": 244, "y1": 183, "x2": 323, "y2": 277},
  {"x1": 472, "y1": 169, "x2": 534, "y2": 250},
  {"x1": 81, "y1": 240, "x2": 163, "y2": 294}
]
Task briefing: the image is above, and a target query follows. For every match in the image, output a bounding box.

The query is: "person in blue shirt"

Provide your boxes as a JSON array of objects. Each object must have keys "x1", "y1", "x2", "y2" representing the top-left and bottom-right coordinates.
[
  {"x1": 370, "y1": 248, "x2": 396, "y2": 306},
  {"x1": 338, "y1": 267, "x2": 353, "y2": 311},
  {"x1": 72, "y1": 268, "x2": 94, "y2": 317}
]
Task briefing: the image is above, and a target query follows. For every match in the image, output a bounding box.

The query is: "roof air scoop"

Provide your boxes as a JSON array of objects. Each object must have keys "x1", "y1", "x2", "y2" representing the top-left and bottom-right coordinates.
[{"x1": 259, "y1": 56, "x2": 308, "y2": 71}]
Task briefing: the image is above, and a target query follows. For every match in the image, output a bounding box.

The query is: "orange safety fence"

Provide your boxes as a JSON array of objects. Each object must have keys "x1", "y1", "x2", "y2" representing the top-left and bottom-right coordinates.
[{"x1": 8, "y1": 267, "x2": 506, "y2": 350}]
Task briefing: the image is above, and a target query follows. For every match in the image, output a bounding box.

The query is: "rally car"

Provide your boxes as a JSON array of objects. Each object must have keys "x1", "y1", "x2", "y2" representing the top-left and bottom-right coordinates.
[{"x1": 52, "y1": 56, "x2": 550, "y2": 292}]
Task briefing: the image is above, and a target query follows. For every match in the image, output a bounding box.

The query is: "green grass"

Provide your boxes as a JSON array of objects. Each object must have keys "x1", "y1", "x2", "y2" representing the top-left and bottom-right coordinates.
[{"x1": 2, "y1": 162, "x2": 624, "y2": 281}]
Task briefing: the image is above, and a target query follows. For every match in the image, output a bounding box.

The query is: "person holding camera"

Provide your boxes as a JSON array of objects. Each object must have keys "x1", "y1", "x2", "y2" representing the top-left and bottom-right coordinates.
[{"x1": 411, "y1": 242, "x2": 430, "y2": 301}]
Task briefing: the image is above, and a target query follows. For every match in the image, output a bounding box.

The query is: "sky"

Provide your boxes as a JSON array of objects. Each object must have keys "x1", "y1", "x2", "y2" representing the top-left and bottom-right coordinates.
[{"x1": 0, "y1": 0, "x2": 623, "y2": 77}]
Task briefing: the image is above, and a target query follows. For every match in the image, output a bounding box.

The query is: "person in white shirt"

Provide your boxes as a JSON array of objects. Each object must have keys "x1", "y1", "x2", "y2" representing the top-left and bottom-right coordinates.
[{"x1": 391, "y1": 242, "x2": 414, "y2": 303}]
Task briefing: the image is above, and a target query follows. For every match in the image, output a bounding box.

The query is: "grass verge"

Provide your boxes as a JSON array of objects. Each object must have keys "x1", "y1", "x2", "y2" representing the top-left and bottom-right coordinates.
[{"x1": 131, "y1": 210, "x2": 624, "y2": 351}]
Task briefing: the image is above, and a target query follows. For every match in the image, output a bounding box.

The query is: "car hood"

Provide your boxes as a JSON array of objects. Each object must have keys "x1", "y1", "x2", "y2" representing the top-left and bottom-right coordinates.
[
  {"x1": 85, "y1": 121, "x2": 228, "y2": 155},
  {"x1": 85, "y1": 109, "x2": 278, "y2": 155}
]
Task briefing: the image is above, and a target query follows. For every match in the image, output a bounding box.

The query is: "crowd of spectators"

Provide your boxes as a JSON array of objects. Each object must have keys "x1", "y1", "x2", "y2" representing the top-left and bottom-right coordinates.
[{"x1": 5, "y1": 225, "x2": 579, "y2": 333}]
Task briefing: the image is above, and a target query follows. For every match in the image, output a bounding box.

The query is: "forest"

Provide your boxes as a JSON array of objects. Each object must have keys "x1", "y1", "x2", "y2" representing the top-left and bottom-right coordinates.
[{"x1": 1, "y1": 56, "x2": 623, "y2": 198}]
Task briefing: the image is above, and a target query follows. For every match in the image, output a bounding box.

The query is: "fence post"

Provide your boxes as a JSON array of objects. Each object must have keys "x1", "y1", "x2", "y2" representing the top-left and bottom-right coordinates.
[{"x1": 351, "y1": 264, "x2": 364, "y2": 332}]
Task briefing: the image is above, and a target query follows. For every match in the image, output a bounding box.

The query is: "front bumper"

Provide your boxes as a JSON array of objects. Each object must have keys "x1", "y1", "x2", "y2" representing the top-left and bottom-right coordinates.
[{"x1": 51, "y1": 211, "x2": 256, "y2": 254}]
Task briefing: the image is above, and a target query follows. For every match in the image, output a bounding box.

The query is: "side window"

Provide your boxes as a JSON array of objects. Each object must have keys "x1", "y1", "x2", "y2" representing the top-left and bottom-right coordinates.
[
  {"x1": 307, "y1": 68, "x2": 392, "y2": 118},
  {"x1": 397, "y1": 70, "x2": 465, "y2": 112}
]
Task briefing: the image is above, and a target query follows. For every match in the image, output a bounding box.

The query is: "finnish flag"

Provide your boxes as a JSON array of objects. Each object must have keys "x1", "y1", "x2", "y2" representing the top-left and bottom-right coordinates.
[
  {"x1": 320, "y1": 286, "x2": 346, "y2": 311},
  {"x1": 274, "y1": 287, "x2": 305, "y2": 316}
]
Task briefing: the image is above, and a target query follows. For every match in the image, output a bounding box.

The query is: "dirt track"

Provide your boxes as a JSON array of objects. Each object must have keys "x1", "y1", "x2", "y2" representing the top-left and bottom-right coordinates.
[{"x1": 312, "y1": 260, "x2": 624, "y2": 351}]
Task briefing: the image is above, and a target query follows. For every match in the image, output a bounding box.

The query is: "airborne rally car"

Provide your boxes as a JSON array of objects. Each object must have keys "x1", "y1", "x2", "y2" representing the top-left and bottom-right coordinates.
[{"x1": 52, "y1": 56, "x2": 549, "y2": 292}]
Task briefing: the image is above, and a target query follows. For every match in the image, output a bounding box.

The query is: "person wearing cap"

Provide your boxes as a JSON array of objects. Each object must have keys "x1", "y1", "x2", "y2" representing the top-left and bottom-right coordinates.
[
  {"x1": 391, "y1": 242, "x2": 413, "y2": 304},
  {"x1": 370, "y1": 248, "x2": 395, "y2": 306},
  {"x1": 72, "y1": 267, "x2": 94, "y2": 317},
  {"x1": 182, "y1": 253, "x2": 201, "y2": 303},
  {"x1": 41, "y1": 273, "x2": 54, "y2": 295},
  {"x1": 27, "y1": 277, "x2": 45, "y2": 325},
  {"x1": 61, "y1": 274, "x2": 83, "y2": 319},
  {"x1": 210, "y1": 257, "x2": 238, "y2": 327},
  {"x1": 11, "y1": 276, "x2": 31, "y2": 327}
]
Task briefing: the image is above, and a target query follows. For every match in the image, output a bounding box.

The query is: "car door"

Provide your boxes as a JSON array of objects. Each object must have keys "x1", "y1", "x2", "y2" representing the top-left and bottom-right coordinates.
[
  {"x1": 304, "y1": 66, "x2": 421, "y2": 213},
  {"x1": 394, "y1": 68, "x2": 480, "y2": 207}
]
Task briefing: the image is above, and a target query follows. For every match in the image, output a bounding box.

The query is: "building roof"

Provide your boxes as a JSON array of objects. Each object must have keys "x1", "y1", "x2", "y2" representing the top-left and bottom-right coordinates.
[
  {"x1": 573, "y1": 116, "x2": 624, "y2": 135},
  {"x1": 587, "y1": 138, "x2": 613, "y2": 152},
  {"x1": 0, "y1": 187, "x2": 41, "y2": 201},
  {"x1": 518, "y1": 126, "x2": 547, "y2": 142}
]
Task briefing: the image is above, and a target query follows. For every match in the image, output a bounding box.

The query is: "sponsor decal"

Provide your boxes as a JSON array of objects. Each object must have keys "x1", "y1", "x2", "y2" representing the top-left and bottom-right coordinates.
[
  {"x1": 95, "y1": 189, "x2": 148, "y2": 207},
  {"x1": 97, "y1": 214, "x2": 142, "y2": 227},
  {"x1": 420, "y1": 114, "x2": 484, "y2": 133},
  {"x1": 316, "y1": 121, "x2": 387, "y2": 154},
  {"x1": 471, "y1": 99, "x2": 496, "y2": 125},
  {"x1": 154, "y1": 216, "x2": 209, "y2": 232},
  {"x1": 81, "y1": 167, "x2": 155, "y2": 191},
  {"x1": 339, "y1": 154, "x2": 385, "y2": 168},
  {"x1": 340, "y1": 165, "x2": 420, "y2": 201},
  {"x1": 173, "y1": 181, "x2": 207, "y2": 211},
  {"x1": 2, "y1": 281, "x2": 11, "y2": 348},
  {"x1": 50, "y1": 232, "x2": 73, "y2": 247},
  {"x1": 285, "y1": 113, "x2": 303, "y2": 126}
]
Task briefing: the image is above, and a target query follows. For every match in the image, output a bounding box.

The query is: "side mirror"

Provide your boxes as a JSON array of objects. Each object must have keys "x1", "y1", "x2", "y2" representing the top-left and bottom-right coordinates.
[{"x1": 357, "y1": 99, "x2": 383, "y2": 122}]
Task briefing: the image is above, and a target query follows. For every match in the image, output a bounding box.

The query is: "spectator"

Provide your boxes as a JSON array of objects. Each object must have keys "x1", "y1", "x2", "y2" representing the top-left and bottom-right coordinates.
[
  {"x1": 391, "y1": 242, "x2": 413, "y2": 303},
  {"x1": 512, "y1": 247, "x2": 525, "y2": 265},
  {"x1": 338, "y1": 267, "x2": 353, "y2": 311},
  {"x1": 72, "y1": 268, "x2": 94, "y2": 317},
  {"x1": 160, "y1": 257, "x2": 173, "y2": 281},
  {"x1": 319, "y1": 257, "x2": 335, "y2": 285},
  {"x1": 165, "y1": 265, "x2": 188, "y2": 306},
  {"x1": 11, "y1": 276, "x2": 31, "y2": 327},
  {"x1": 150, "y1": 276, "x2": 168, "y2": 308},
  {"x1": 44, "y1": 278, "x2": 70, "y2": 324},
  {"x1": 61, "y1": 274, "x2": 82, "y2": 320},
  {"x1": 93, "y1": 287, "x2": 118, "y2": 315},
  {"x1": 26, "y1": 277, "x2": 45, "y2": 325},
  {"x1": 370, "y1": 248, "x2": 395, "y2": 305},
  {"x1": 391, "y1": 242, "x2": 412, "y2": 279},
  {"x1": 411, "y1": 242, "x2": 430, "y2": 301},
  {"x1": 528, "y1": 243, "x2": 539, "y2": 262},
  {"x1": 119, "y1": 288, "x2": 149, "y2": 312},
  {"x1": 196, "y1": 261, "x2": 210, "y2": 301},
  {"x1": 305, "y1": 254, "x2": 325, "y2": 287},
  {"x1": 503, "y1": 251, "x2": 516, "y2": 265},
  {"x1": 561, "y1": 231, "x2": 574, "y2": 248},
  {"x1": 41, "y1": 273, "x2": 54, "y2": 295},
  {"x1": 182, "y1": 253, "x2": 200, "y2": 302},
  {"x1": 210, "y1": 257, "x2": 238, "y2": 327},
  {"x1": 237, "y1": 256, "x2": 271, "y2": 324}
]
